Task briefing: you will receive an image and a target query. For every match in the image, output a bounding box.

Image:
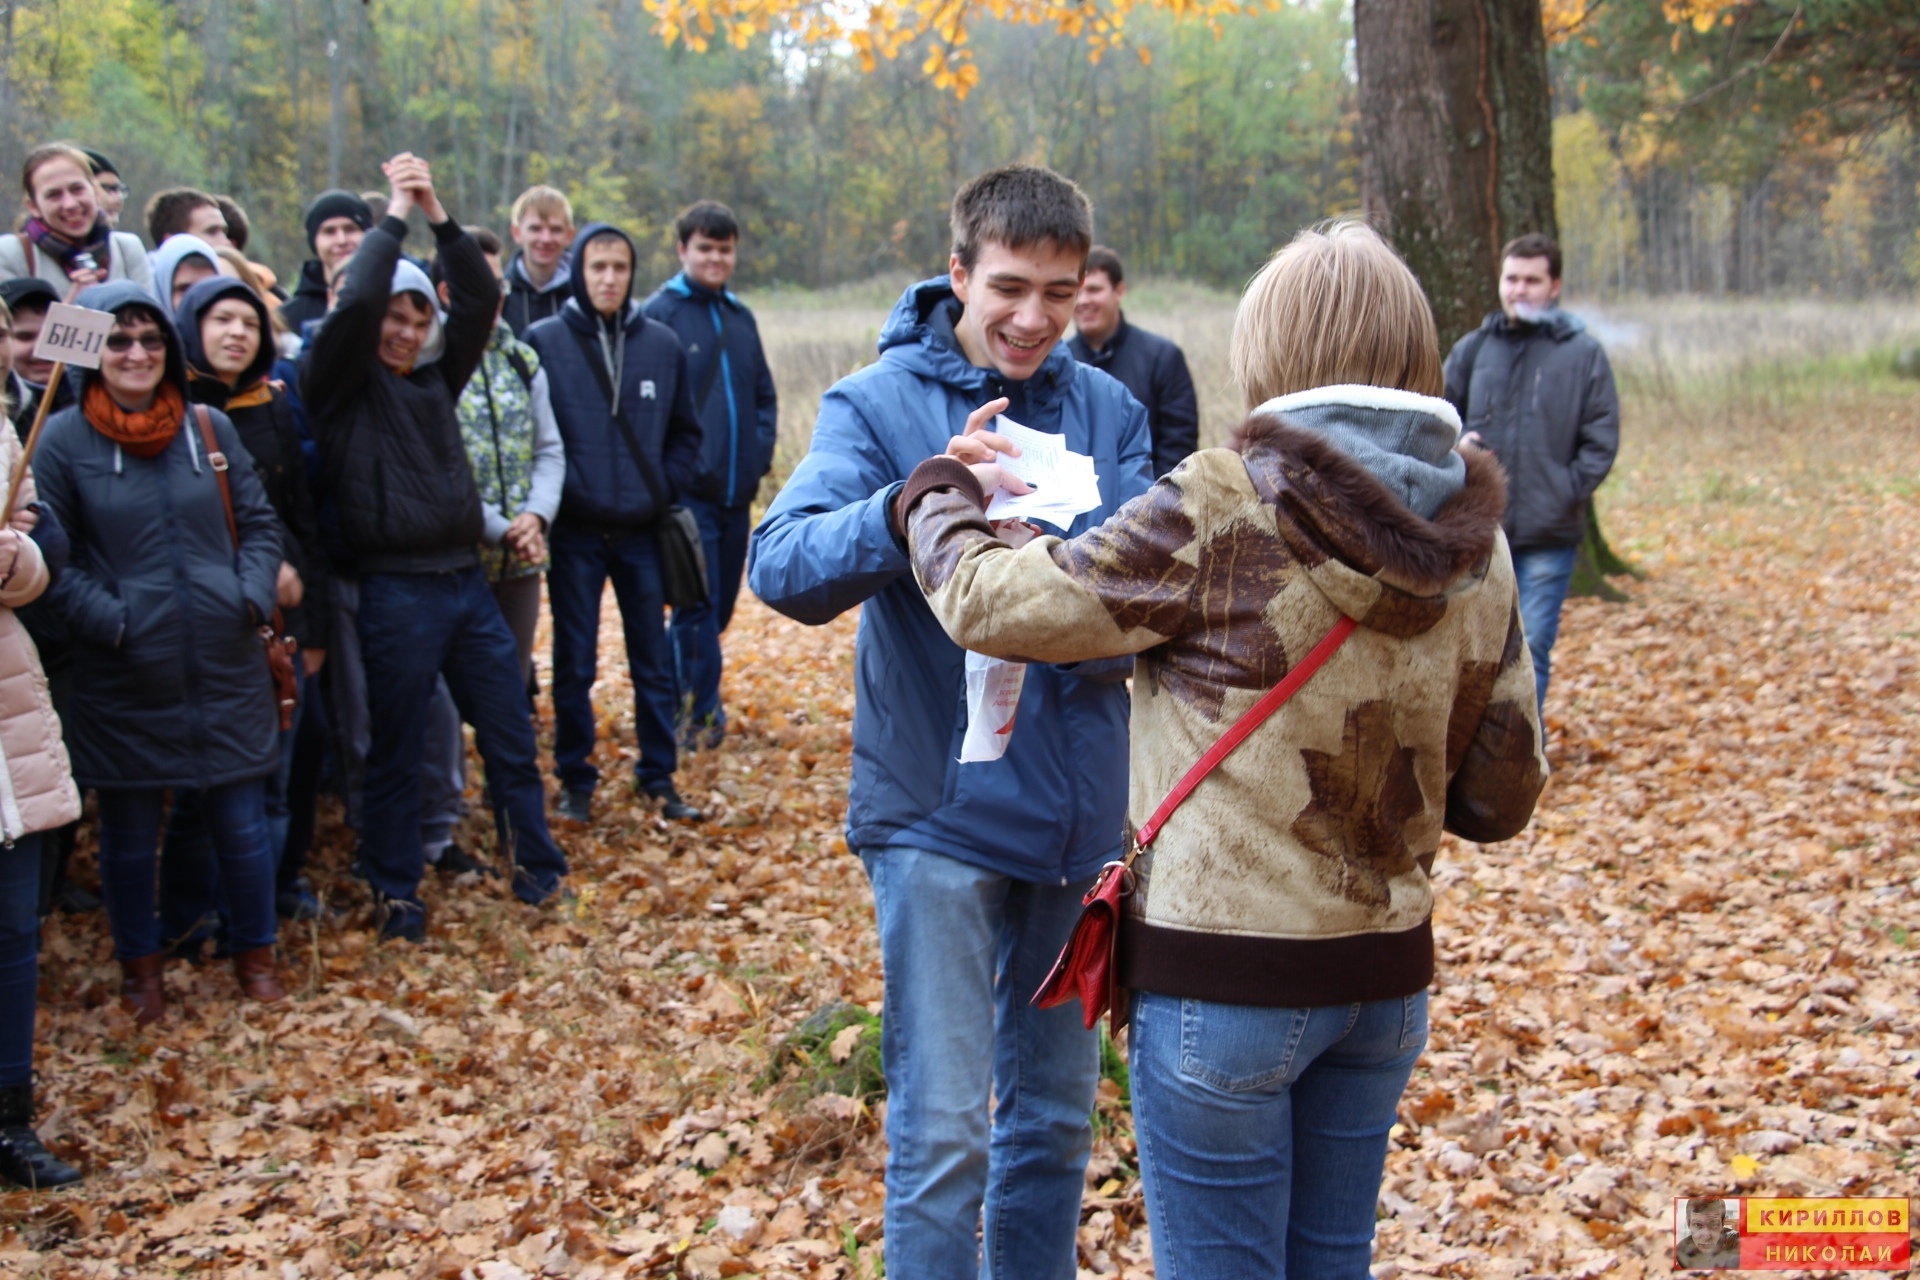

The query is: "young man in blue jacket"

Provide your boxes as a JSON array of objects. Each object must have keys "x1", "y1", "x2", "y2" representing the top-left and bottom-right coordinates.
[
  {"x1": 524, "y1": 224, "x2": 706, "y2": 824},
  {"x1": 642, "y1": 201, "x2": 778, "y2": 750},
  {"x1": 750, "y1": 166, "x2": 1152, "y2": 1280}
]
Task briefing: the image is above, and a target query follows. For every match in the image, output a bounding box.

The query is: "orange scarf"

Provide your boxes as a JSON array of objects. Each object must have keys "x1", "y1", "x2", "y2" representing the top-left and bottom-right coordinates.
[{"x1": 84, "y1": 381, "x2": 185, "y2": 459}]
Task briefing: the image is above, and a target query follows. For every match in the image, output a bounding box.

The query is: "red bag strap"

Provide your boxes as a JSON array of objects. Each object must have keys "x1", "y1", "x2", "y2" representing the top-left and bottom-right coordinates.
[
  {"x1": 1132, "y1": 615, "x2": 1357, "y2": 852},
  {"x1": 191, "y1": 404, "x2": 240, "y2": 551}
]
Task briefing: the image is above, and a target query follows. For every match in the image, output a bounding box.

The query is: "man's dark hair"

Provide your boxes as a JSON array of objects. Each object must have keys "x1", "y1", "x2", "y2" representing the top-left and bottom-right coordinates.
[
  {"x1": 216, "y1": 196, "x2": 251, "y2": 252},
  {"x1": 1501, "y1": 232, "x2": 1562, "y2": 281},
  {"x1": 950, "y1": 165, "x2": 1093, "y2": 272},
  {"x1": 675, "y1": 200, "x2": 740, "y2": 245},
  {"x1": 1085, "y1": 245, "x2": 1125, "y2": 287},
  {"x1": 145, "y1": 187, "x2": 219, "y2": 246},
  {"x1": 429, "y1": 226, "x2": 505, "y2": 285},
  {"x1": 1687, "y1": 1197, "x2": 1726, "y2": 1221}
]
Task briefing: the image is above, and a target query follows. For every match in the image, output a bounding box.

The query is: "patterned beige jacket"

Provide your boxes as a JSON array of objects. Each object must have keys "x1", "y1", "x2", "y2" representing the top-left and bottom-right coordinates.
[{"x1": 900, "y1": 401, "x2": 1546, "y2": 1007}]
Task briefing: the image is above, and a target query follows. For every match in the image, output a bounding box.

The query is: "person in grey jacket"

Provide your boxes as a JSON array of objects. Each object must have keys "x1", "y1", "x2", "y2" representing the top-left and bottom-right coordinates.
[
  {"x1": 1444, "y1": 232, "x2": 1619, "y2": 710},
  {"x1": 34, "y1": 281, "x2": 287, "y2": 1022}
]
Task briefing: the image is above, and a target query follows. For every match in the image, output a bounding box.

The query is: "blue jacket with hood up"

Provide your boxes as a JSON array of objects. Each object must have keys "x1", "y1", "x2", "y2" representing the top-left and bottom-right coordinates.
[
  {"x1": 750, "y1": 277, "x2": 1153, "y2": 884},
  {"x1": 525, "y1": 224, "x2": 704, "y2": 531},
  {"x1": 641, "y1": 272, "x2": 778, "y2": 509}
]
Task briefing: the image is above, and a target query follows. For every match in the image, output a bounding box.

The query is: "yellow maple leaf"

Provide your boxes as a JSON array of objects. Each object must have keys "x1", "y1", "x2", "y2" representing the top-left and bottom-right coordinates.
[{"x1": 1730, "y1": 1154, "x2": 1760, "y2": 1181}]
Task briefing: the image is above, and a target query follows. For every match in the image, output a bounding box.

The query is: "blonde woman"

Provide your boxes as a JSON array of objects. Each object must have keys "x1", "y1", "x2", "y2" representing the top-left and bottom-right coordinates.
[
  {"x1": 895, "y1": 220, "x2": 1547, "y2": 1278},
  {"x1": 0, "y1": 144, "x2": 152, "y2": 298}
]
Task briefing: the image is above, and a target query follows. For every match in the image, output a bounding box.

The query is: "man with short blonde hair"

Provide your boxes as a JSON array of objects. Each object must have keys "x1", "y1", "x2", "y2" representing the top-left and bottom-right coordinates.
[{"x1": 504, "y1": 185, "x2": 575, "y2": 336}]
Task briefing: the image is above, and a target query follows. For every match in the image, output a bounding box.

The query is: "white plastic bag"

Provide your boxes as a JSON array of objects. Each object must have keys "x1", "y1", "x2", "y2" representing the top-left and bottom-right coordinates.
[{"x1": 960, "y1": 651, "x2": 1027, "y2": 762}]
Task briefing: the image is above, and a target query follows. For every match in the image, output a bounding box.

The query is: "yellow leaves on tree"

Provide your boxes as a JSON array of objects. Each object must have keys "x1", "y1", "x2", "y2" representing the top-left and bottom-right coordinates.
[{"x1": 643, "y1": 0, "x2": 1260, "y2": 94}]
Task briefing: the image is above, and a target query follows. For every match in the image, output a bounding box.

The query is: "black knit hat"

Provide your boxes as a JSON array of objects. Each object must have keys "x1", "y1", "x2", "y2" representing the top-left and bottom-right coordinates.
[
  {"x1": 0, "y1": 277, "x2": 61, "y2": 314},
  {"x1": 304, "y1": 189, "x2": 375, "y2": 252},
  {"x1": 81, "y1": 149, "x2": 119, "y2": 178}
]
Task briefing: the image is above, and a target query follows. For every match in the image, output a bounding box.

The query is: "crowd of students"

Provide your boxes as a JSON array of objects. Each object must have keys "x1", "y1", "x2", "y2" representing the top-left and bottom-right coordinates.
[{"x1": 0, "y1": 139, "x2": 1619, "y2": 1280}]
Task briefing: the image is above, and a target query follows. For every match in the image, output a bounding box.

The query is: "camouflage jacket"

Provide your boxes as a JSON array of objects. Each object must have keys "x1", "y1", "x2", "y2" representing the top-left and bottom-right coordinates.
[
  {"x1": 456, "y1": 321, "x2": 566, "y2": 579},
  {"x1": 902, "y1": 401, "x2": 1547, "y2": 1008}
]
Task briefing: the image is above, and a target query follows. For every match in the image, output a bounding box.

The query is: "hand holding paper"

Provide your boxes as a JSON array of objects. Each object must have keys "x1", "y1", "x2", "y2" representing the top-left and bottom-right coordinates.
[{"x1": 981, "y1": 417, "x2": 1104, "y2": 529}]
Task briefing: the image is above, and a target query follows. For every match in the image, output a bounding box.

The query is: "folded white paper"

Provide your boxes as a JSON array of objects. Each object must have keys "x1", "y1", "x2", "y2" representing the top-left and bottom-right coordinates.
[{"x1": 983, "y1": 416, "x2": 1103, "y2": 530}]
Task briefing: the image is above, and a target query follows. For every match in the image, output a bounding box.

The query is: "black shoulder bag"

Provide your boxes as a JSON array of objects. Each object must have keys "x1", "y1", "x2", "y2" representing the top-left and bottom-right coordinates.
[{"x1": 612, "y1": 405, "x2": 710, "y2": 612}]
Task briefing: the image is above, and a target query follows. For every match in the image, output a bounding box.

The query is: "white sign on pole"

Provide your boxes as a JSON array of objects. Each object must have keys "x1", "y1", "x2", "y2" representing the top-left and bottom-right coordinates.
[{"x1": 31, "y1": 303, "x2": 117, "y2": 371}]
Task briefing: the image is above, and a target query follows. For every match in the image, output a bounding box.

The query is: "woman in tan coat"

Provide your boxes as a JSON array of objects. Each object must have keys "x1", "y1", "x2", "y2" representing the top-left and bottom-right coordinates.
[
  {"x1": 0, "y1": 347, "x2": 84, "y2": 1188},
  {"x1": 895, "y1": 221, "x2": 1547, "y2": 1278}
]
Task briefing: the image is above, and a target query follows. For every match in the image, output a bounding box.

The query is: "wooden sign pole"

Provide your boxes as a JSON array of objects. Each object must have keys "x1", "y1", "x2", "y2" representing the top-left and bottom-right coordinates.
[{"x1": 6, "y1": 362, "x2": 65, "y2": 516}]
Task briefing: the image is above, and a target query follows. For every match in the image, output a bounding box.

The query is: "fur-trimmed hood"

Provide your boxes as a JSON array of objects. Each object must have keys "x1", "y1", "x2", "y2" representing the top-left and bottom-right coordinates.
[{"x1": 1231, "y1": 409, "x2": 1507, "y2": 630}]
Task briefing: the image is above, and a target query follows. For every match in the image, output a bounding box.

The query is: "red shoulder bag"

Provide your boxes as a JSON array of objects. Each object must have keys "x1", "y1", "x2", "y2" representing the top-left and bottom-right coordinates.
[{"x1": 1032, "y1": 615, "x2": 1358, "y2": 1032}]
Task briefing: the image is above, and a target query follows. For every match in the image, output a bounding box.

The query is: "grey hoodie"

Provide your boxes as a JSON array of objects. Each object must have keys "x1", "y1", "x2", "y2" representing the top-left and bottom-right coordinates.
[{"x1": 1254, "y1": 384, "x2": 1465, "y2": 519}]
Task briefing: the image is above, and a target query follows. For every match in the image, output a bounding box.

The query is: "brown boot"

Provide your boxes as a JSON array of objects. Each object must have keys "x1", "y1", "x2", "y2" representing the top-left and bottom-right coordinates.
[
  {"x1": 118, "y1": 954, "x2": 167, "y2": 1026},
  {"x1": 231, "y1": 947, "x2": 285, "y2": 1004}
]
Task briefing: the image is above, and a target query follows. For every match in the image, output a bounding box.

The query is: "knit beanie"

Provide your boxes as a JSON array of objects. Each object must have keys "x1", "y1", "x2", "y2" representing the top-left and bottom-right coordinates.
[
  {"x1": 304, "y1": 190, "x2": 375, "y2": 252},
  {"x1": 81, "y1": 149, "x2": 119, "y2": 179}
]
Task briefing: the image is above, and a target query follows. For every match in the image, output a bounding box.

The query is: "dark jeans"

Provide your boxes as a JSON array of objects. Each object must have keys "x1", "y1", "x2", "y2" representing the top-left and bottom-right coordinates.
[
  {"x1": 548, "y1": 524, "x2": 679, "y2": 795},
  {"x1": 0, "y1": 833, "x2": 43, "y2": 1089},
  {"x1": 668, "y1": 497, "x2": 753, "y2": 736},
  {"x1": 98, "y1": 782, "x2": 277, "y2": 961},
  {"x1": 357, "y1": 568, "x2": 566, "y2": 906},
  {"x1": 160, "y1": 674, "x2": 320, "y2": 950}
]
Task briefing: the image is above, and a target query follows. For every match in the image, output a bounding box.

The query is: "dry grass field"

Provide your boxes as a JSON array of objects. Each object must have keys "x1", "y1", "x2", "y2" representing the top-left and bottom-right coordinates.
[{"x1": 6, "y1": 288, "x2": 1917, "y2": 1278}]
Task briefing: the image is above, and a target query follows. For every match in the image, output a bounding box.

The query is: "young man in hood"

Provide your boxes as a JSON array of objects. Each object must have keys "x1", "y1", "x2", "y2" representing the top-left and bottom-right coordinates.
[
  {"x1": 642, "y1": 201, "x2": 778, "y2": 750},
  {"x1": 301, "y1": 154, "x2": 570, "y2": 941},
  {"x1": 1443, "y1": 232, "x2": 1619, "y2": 711},
  {"x1": 524, "y1": 222, "x2": 706, "y2": 825},
  {"x1": 502, "y1": 186, "x2": 575, "y2": 338},
  {"x1": 279, "y1": 189, "x2": 375, "y2": 334},
  {"x1": 750, "y1": 165, "x2": 1152, "y2": 1280}
]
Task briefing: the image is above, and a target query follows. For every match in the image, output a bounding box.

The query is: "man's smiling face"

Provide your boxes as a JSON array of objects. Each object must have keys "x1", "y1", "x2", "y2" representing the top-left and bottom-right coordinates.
[{"x1": 949, "y1": 239, "x2": 1085, "y2": 382}]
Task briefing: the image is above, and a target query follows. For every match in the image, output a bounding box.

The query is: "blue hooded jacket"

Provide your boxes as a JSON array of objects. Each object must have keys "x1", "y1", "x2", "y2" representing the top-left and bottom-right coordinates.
[
  {"x1": 525, "y1": 224, "x2": 704, "y2": 530},
  {"x1": 641, "y1": 272, "x2": 778, "y2": 509},
  {"x1": 750, "y1": 277, "x2": 1153, "y2": 883}
]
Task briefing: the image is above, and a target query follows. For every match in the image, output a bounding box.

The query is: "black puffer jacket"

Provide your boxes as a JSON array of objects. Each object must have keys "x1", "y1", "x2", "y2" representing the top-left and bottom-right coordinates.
[
  {"x1": 1443, "y1": 310, "x2": 1620, "y2": 551},
  {"x1": 302, "y1": 215, "x2": 495, "y2": 573},
  {"x1": 35, "y1": 281, "x2": 283, "y2": 790},
  {"x1": 179, "y1": 275, "x2": 331, "y2": 649}
]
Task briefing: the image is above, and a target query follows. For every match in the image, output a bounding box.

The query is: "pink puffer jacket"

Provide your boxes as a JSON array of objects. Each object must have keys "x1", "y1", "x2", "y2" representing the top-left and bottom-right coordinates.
[{"x1": 0, "y1": 426, "x2": 80, "y2": 840}]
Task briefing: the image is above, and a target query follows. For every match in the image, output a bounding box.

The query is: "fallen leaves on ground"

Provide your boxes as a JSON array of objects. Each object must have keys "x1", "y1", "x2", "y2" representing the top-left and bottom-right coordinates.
[{"x1": 1, "y1": 386, "x2": 1915, "y2": 1280}]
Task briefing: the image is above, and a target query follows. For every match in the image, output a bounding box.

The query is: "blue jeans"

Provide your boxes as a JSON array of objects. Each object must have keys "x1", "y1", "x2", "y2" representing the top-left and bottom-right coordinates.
[
  {"x1": 548, "y1": 524, "x2": 679, "y2": 794},
  {"x1": 98, "y1": 782, "x2": 278, "y2": 961},
  {"x1": 0, "y1": 833, "x2": 43, "y2": 1089},
  {"x1": 668, "y1": 497, "x2": 754, "y2": 738},
  {"x1": 861, "y1": 845, "x2": 1099, "y2": 1280},
  {"x1": 1131, "y1": 990, "x2": 1428, "y2": 1280},
  {"x1": 1513, "y1": 544, "x2": 1578, "y2": 711},
  {"x1": 357, "y1": 568, "x2": 566, "y2": 906}
]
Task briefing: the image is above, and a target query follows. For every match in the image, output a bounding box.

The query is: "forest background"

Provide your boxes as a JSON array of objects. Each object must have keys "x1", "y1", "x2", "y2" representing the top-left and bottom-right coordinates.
[{"x1": 0, "y1": 0, "x2": 1914, "y2": 301}]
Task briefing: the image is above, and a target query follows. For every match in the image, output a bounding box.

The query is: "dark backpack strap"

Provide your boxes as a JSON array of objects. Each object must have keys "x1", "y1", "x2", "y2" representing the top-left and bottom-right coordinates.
[
  {"x1": 1447, "y1": 326, "x2": 1492, "y2": 420},
  {"x1": 504, "y1": 347, "x2": 536, "y2": 391},
  {"x1": 565, "y1": 322, "x2": 674, "y2": 521}
]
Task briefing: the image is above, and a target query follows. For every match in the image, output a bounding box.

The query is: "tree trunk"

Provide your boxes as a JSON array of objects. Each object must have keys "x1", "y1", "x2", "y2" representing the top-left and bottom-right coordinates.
[
  {"x1": 1354, "y1": 0, "x2": 1557, "y2": 351},
  {"x1": 1356, "y1": 0, "x2": 1629, "y2": 600}
]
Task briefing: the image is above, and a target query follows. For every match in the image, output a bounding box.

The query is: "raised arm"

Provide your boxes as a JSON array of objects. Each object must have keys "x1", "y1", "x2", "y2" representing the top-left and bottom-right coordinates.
[{"x1": 301, "y1": 215, "x2": 404, "y2": 426}]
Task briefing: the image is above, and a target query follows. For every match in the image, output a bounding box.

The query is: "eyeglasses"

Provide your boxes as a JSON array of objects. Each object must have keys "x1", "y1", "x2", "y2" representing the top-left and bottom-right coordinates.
[
  {"x1": 97, "y1": 182, "x2": 127, "y2": 197},
  {"x1": 104, "y1": 333, "x2": 167, "y2": 353}
]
